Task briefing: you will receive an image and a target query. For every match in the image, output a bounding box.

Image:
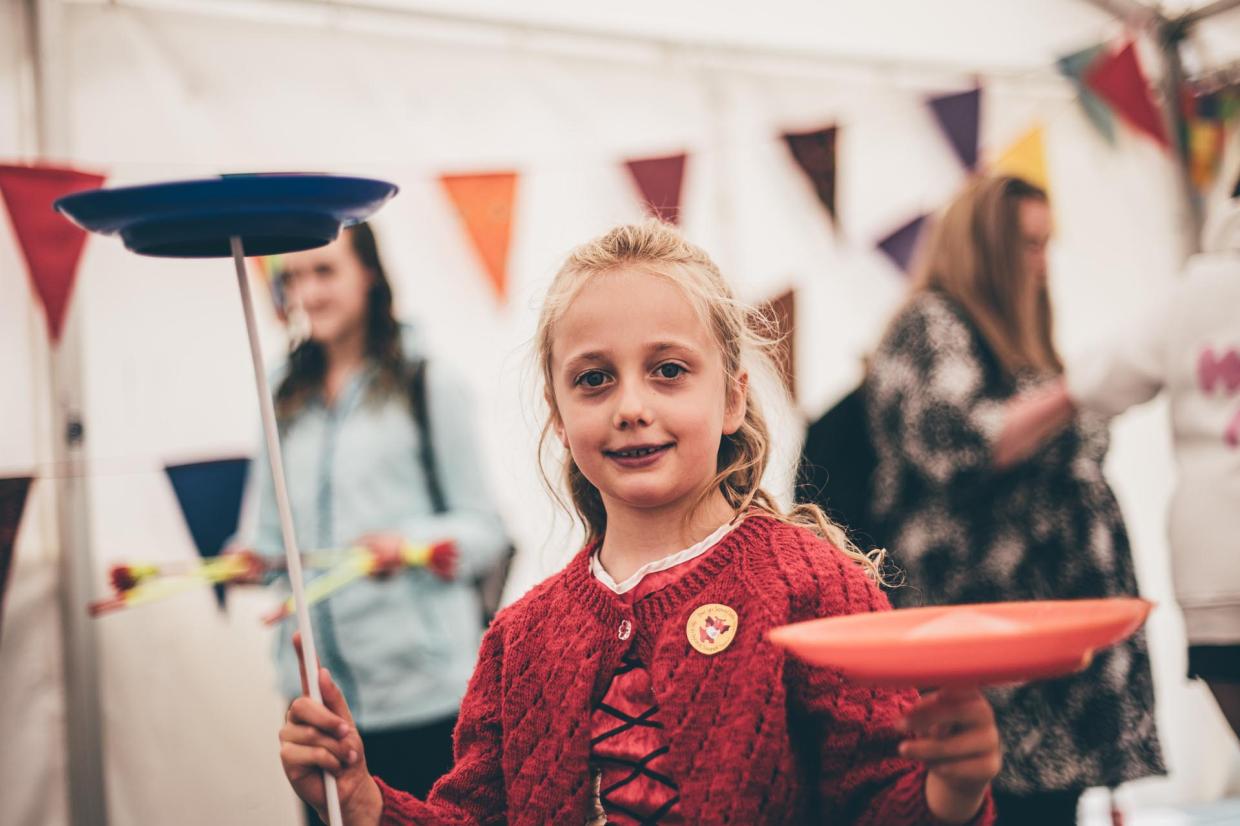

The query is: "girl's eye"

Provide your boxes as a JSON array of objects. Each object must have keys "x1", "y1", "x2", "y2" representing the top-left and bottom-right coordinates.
[
  {"x1": 575, "y1": 370, "x2": 609, "y2": 388},
  {"x1": 656, "y1": 363, "x2": 685, "y2": 380}
]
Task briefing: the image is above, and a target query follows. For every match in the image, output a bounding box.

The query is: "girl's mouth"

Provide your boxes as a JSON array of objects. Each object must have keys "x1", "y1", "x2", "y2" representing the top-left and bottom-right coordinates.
[{"x1": 604, "y1": 443, "x2": 673, "y2": 468}]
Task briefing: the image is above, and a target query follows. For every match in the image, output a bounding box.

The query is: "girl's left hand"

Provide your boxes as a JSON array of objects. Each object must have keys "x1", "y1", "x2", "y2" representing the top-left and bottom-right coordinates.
[{"x1": 899, "y1": 686, "x2": 1001, "y2": 824}]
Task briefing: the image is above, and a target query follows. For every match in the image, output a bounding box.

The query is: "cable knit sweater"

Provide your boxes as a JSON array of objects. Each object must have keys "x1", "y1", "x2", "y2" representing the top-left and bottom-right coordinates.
[{"x1": 376, "y1": 515, "x2": 995, "y2": 825}]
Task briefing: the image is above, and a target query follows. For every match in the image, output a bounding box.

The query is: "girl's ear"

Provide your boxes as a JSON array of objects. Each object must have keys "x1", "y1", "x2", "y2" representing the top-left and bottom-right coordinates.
[
  {"x1": 545, "y1": 389, "x2": 569, "y2": 447},
  {"x1": 723, "y1": 370, "x2": 748, "y2": 435}
]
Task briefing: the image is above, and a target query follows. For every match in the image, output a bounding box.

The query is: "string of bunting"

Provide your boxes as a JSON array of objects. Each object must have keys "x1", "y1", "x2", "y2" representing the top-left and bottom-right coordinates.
[
  {"x1": 3, "y1": 32, "x2": 1233, "y2": 630},
  {"x1": 89, "y1": 540, "x2": 456, "y2": 621}
]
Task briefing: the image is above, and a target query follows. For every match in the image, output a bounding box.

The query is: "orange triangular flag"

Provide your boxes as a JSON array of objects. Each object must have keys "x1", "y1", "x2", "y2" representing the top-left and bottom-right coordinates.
[{"x1": 440, "y1": 172, "x2": 518, "y2": 302}]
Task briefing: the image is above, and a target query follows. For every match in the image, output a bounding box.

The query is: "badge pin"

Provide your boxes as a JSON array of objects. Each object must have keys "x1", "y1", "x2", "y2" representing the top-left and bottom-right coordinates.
[{"x1": 687, "y1": 603, "x2": 738, "y2": 655}]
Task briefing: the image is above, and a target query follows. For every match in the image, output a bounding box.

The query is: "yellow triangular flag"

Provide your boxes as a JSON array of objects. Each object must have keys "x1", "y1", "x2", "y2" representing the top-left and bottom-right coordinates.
[{"x1": 994, "y1": 125, "x2": 1049, "y2": 194}]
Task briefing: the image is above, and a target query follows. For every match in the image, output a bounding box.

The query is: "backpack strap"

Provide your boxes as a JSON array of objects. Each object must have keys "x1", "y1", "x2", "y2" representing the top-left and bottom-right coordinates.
[{"x1": 408, "y1": 359, "x2": 448, "y2": 515}]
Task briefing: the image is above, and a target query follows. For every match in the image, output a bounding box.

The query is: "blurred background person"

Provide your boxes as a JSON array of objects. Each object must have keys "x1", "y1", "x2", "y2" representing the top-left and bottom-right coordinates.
[
  {"x1": 231, "y1": 223, "x2": 509, "y2": 822},
  {"x1": 1002, "y1": 196, "x2": 1240, "y2": 742},
  {"x1": 864, "y1": 175, "x2": 1165, "y2": 824}
]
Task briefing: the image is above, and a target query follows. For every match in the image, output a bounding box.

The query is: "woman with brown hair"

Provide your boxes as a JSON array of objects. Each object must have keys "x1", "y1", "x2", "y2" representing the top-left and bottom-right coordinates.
[
  {"x1": 864, "y1": 175, "x2": 1165, "y2": 824},
  {"x1": 231, "y1": 223, "x2": 509, "y2": 823}
]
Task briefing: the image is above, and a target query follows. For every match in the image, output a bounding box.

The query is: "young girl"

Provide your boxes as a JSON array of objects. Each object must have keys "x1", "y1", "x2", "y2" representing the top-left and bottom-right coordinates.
[{"x1": 279, "y1": 221, "x2": 1001, "y2": 825}]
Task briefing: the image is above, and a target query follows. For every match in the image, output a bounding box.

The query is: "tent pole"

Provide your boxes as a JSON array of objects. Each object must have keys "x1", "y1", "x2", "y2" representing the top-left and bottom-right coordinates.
[
  {"x1": 25, "y1": 0, "x2": 112, "y2": 823},
  {"x1": 1181, "y1": 0, "x2": 1240, "y2": 27}
]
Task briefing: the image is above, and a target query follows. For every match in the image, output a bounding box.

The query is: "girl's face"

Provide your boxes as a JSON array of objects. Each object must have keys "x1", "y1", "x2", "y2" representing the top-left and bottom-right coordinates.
[
  {"x1": 280, "y1": 233, "x2": 372, "y2": 347},
  {"x1": 550, "y1": 267, "x2": 746, "y2": 521},
  {"x1": 1018, "y1": 198, "x2": 1051, "y2": 283}
]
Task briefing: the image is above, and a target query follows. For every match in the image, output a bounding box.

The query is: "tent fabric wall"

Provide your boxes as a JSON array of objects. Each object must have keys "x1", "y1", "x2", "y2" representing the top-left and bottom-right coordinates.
[{"x1": 1, "y1": 2, "x2": 1238, "y2": 824}]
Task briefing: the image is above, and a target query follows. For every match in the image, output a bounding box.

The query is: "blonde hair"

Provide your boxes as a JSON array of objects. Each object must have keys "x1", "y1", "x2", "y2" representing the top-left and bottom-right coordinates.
[
  {"x1": 535, "y1": 220, "x2": 882, "y2": 579},
  {"x1": 915, "y1": 175, "x2": 1061, "y2": 377}
]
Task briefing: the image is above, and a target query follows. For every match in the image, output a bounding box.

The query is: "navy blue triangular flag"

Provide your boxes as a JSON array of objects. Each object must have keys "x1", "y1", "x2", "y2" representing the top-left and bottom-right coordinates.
[
  {"x1": 165, "y1": 458, "x2": 250, "y2": 609},
  {"x1": 1, "y1": 476, "x2": 33, "y2": 640}
]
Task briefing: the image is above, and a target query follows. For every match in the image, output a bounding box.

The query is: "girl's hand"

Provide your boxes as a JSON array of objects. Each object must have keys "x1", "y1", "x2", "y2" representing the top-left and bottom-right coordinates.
[
  {"x1": 899, "y1": 687, "x2": 1001, "y2": 824},
  {"x1": 280, "y1": 633, "x2": 383, "y2": 826}
]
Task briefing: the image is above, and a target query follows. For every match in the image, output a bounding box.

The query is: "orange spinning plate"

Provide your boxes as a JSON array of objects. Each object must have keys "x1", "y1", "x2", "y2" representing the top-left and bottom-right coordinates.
[{"x1": 767, "y1": 598, "x2": 1152, "y2": 687}]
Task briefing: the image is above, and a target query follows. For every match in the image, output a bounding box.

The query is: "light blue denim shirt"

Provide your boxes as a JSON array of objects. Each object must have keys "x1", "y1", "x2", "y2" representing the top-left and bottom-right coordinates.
[{"x1": 245, "y1": 325, "x2": 507, "y2": 731}]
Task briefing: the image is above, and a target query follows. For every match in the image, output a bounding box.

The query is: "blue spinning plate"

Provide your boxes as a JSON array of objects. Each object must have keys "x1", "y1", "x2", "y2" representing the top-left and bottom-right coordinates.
[{"x1": 54, "y1": 173, "x2": 398, "y2": 258}]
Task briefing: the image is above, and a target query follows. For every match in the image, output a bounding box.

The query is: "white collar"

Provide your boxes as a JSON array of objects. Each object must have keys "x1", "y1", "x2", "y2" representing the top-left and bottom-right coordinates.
[{"x1": 591, "y1": 521, "x2": 734, "y2": 595}]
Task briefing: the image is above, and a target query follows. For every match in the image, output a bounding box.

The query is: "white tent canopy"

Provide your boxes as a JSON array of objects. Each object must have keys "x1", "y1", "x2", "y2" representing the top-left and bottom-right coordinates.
[{"x1": 2, "y1": 2, "x2": 1238, "y2": 824}]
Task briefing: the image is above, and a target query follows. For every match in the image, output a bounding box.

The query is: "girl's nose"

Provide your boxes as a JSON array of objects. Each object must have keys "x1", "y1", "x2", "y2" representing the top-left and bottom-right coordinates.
[{"x1": 611, "y1": 380, "x2": 653, "y2": 430}]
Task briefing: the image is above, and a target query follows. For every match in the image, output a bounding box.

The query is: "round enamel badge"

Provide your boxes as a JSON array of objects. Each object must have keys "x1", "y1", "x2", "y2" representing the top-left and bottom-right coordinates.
[{"x1": 687, "y1": 604, "x2": 738, "y2": 655}]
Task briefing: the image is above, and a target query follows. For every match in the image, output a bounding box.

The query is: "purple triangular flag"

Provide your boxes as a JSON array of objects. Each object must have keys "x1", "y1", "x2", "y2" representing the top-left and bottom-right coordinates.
[
  {"x1": 928, "y1": 88, "x2": 981, "y2": 170},
  {"x1": 877, "y1": 214, "x2": 930, "y2": 275}
]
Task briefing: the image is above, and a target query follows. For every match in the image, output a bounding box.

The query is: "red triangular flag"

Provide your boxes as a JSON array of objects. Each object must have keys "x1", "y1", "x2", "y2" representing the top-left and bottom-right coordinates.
[
  {"x1": 625, "y1": 153, "x2": 687, "y2": 224},
  {"x1": 0, "y1": 165, "x2": 106, "y2": 343},
  {"x1": 0, "y1": 476, "x2": 34, "y2": 640},
  {"x1": 440, "y1": 172, "x2": 518, "y2": 302},
  {"x1": 783, "y1": 126, "x2": 838, "y2": 225},
  {"x1": 1083, "y1": 41, "x2": 1169, "y2": 148}
]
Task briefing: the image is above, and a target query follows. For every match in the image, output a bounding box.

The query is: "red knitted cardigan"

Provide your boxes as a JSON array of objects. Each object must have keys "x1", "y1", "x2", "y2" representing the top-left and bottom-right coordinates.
[{"x1": 376, "y1": 515, "x2": 995, "y2": 825}]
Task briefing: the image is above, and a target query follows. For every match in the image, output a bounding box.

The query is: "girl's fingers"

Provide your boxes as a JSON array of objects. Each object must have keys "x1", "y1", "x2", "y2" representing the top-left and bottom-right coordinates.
[
  {"x1": 902, "y1": 690, "x2": 993, "y2": 737},
  {"x1": 901, "y1": 724, "x2": 1000, "y2": 762},
  {"x1": 280, "y1": 741, "x2": 344, "y2": 775},
  {"x1": 319, "y1": 666, "x2": 357, "y2": 726},
  {"x1": 281, "y1": 724, "x2": 359, "y2": 766},
  {"x1": 287, "y1": 696, "x2": 351, "y2": 739}
]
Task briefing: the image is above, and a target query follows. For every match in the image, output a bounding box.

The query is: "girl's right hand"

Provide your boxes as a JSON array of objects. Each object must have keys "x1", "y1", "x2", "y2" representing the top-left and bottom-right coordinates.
[{"x1": 280, "y1": 633, "x2": 384, "y2": 826}]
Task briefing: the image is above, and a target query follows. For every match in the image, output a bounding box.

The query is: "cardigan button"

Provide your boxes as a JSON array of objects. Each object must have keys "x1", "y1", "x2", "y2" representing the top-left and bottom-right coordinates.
[{"x1": 617, "y1": 620, "x2": 632, "y2": 641}]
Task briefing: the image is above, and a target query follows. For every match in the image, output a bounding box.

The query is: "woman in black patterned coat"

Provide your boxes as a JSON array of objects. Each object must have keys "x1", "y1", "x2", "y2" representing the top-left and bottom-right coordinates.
[{"x1": 865, "y1": 176, "x2": 1165, "y2": 825}]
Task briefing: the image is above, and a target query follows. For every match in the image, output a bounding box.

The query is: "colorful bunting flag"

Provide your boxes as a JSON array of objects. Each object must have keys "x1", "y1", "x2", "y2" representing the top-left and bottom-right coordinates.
[
  {"x1": 0, "y1": 476, "x2": 34, "y2": 639},
  {"x1": 1057, "y1": 45, "x2": 1118, "y2": 145},
  {"x1": 1183, "y1": 87, "x2": 1228, "y2": 196},
  {"x1": 440, "y1": 172, "x2": 518, "y2": 303},
  {"x1": 165, "y1": 458, "x2": 250, "y2": 608},
  {"x1": 1083, "y1": 41, "x2": 1169, "y2": 149},
  {"x1": 783, "y1": 126, "x2": 838, "y2": 226},
  {"x1": 928, "y1": 87, "x2": 981, "y2": 170},
  {"x1": 755, "y1": 289, "x2": 797, "y2": 401},
  {"x1": 995, "y1": 125, "x2": 1050, "y2": 194},
  {"x1": 625, "y1": 153, "x2": 687, "y2": 224},
  {"x1": 0, "y1": 165, "x2": 106, "y2": 343},
  {"x1": 877, "y1": 214, "x2": 930, "y2": 276}
]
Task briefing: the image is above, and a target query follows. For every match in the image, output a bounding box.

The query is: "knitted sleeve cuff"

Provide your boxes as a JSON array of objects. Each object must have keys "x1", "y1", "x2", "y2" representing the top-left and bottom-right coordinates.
[{"x1": 375, "y1": 774, "x2": 430, "y2": 826}]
